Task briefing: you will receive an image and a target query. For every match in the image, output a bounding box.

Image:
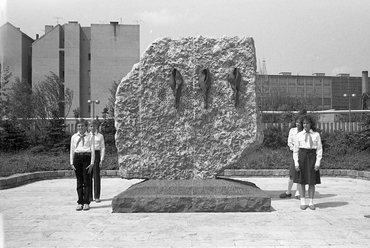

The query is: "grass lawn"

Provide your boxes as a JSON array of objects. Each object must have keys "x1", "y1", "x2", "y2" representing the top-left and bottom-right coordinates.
[{"x1": 1, "y1": 147, "x2": 369, "y2": 178}]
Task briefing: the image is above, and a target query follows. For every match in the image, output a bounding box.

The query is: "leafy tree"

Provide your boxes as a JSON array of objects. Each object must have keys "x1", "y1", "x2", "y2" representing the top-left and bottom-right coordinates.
[
  {"x1": 0, "y1": 64, "x2": 12, "y2": 119},
  {"x1": 33, "y1": 72, "x2": 73, "y2": 119},
  {"x1": 8, "y1": 77, "x2": 33, "y2": 119},
  {"x1": 106, "y1": 80, "x2": 119, "y2": 118}
]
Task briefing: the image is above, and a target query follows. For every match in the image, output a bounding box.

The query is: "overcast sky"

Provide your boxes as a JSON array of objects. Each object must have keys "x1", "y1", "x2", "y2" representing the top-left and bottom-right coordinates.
[{"x1": 1, "y1": 0, "x2": 369, "y2": 76}]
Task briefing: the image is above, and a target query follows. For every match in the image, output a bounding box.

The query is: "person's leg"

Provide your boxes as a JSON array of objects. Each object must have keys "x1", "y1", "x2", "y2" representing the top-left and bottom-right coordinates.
[
  {"x1": 82, "y1": 155, "x2": 92, "y2": 210},
  {"x1": 94, "y1": 152, "x2": 101, "y2": 201},
  {"x1": 295, "y1": 183, "x2": 301, "y2": 198},
  {"x1": 308, "y1": 184, "x2": 316, "y2": 210},
  {"x1": 300, "y1": 184, "x2": 307, "y2": 209},
  {"x1": 74, "y1": 155, "x2": 84, "y2": 210}
]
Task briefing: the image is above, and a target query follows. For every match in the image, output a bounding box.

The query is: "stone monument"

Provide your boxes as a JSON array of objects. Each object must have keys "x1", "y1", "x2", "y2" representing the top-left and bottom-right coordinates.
[{"x1": 113, "y1": 36, "x2": 270, "y2": 212}]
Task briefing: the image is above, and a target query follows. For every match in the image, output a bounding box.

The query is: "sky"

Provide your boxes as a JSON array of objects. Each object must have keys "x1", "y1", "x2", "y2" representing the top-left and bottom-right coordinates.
[{"x1": 1, "y1": 0, "x2": 370, "y2": 77}]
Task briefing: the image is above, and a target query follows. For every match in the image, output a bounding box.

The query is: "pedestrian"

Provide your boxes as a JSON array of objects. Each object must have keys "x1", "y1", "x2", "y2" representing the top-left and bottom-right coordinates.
[
  {"x1": 279, "y1": 115, "x2": 303, "y2": 199},
  {"x1": 70, "y1": 119, "x2": 95, "y2": 211},
  {"x1": 293, "y1": 114, "x2": 322, "y2": 210},
  {"x1": 88, "y1": 119, "x2": 105, "y2": 203}
]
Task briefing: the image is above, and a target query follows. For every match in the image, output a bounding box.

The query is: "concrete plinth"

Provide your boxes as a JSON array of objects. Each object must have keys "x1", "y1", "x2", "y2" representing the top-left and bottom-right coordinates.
[{"x1": 112, "y1": 178, "x2": 271, "y2": 213}]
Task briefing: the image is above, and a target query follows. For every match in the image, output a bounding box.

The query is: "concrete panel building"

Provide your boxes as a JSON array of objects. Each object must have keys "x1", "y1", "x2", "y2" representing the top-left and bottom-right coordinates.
[
  {"x1": 32, "y1": 21, "x2": 139, "y2": 118},
  {"x1": 0, "y1": 22, "x2": 33, "y2": 95}
]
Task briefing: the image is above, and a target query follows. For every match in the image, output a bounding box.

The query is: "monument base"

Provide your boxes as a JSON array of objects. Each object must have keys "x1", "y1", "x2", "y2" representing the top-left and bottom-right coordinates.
[{"x1": 112, "y1": 178, "x2": 271, "y2": 213}]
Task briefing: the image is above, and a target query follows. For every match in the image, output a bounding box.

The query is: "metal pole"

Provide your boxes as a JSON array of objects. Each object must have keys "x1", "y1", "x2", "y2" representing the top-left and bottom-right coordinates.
[{"x1": 349, "y1": 94, "x2": 351, "y2": 132}]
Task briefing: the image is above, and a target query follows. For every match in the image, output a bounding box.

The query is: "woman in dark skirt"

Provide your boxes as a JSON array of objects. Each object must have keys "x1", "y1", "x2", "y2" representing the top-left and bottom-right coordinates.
[{"x1": 293, "y1": 115, "x2": 322, "y2": 210}]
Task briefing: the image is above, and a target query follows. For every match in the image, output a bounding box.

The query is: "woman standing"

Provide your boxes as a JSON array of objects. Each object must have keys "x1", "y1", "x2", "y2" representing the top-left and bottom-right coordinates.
[
  {"x1": 293, "y1": 115, "x2": 322, "y2": 210},
  {"x1": 279, "y1": 115, "x2": 303, "y2": 199}
]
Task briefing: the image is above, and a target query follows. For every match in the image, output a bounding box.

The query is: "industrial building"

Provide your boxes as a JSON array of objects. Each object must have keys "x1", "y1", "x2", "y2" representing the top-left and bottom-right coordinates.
[{"x1": 255, "y1": 71, "x2": 370, "y2": 111}]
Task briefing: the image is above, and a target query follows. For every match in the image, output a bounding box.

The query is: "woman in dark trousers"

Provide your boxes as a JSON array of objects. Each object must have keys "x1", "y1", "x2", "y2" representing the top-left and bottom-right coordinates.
[
  {"x1": 70, "y1": 119, "x2": 95, "y2": 211},
  {"x1": 293, "y1": 115, "x2": 322, "y2": 210}
]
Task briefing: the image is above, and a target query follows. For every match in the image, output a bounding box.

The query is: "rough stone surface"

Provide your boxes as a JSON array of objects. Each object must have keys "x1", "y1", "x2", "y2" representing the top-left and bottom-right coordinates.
[
  {"x1": 115, "y1": 36, "x2": 263, "y2": 179},
  {"x1": 112, "y1": 178, "x2": 271, "y2": 213}
]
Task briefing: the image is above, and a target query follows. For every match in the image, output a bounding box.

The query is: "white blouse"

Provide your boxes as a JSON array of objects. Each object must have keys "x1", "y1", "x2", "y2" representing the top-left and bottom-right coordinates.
[
  {"x1": 293, "y1": 129, "x2": 322, "y2": 167},
  {"x1": 287, "y1": 127, "x2": 299, "y2": 151}
]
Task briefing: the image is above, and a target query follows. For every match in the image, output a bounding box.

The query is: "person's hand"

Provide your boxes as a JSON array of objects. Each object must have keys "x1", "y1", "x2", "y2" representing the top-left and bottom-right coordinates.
[
  {"x1": 314, "y1": 164, "x2": 320, "y2": 171},
  {"x1": 71, "y1": 164, "x2": 76, "y2": 170},
  {"x1": 295, "y1": 165, "x2": 300, "y2": 171},
  {"x1": 87, "y1": 164, "x2": 94, "y2": 173},
  {"x1": 99, "y1": 160, "x2": 103, "y2": 168}
]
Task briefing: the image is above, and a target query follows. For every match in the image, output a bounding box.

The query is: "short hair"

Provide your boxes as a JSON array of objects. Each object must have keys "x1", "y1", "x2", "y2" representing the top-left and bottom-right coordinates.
[
  {"x1": 89, "y1": 119, "x2": 100, "y2": 127},
  {"x1": 300, "y1": 114, "x2": 317, "y2": 131},
  {"x1": 75, "y1": 118, "x2": 87, "y2": 127}
]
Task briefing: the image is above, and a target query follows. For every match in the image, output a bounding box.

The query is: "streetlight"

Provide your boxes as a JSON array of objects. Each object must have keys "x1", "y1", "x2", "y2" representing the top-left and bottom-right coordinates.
[
  {"x1": 343, "y1": 93, "x2": 356, "y2": 131},
  {"x1": 87, "y1": 99, "x2": 100, "y2": 119}
]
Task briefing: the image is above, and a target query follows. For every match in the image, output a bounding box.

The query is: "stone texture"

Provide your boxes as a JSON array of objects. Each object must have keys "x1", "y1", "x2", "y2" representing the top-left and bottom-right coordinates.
[
  {"x1": 115, "y1": 36, "x2": 263, "y2": 179},
  {"x1": 112, "y1": 178, "x2": 271, "y2": 213}
]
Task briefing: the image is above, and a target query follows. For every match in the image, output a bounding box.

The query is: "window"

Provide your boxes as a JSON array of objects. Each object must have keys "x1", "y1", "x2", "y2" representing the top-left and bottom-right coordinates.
[{"x1": 88, "y1": 53, "x2": 91, "y2": 60}]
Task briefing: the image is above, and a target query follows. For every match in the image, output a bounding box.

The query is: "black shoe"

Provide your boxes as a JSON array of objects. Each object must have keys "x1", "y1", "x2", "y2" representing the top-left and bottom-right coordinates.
[{"x1": 279, "y1": 192, "x2": 292, "y2": 198}]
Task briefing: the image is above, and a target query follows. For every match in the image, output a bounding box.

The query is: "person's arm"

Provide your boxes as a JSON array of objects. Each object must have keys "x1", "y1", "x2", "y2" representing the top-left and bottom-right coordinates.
[
  {"x1": 100, "y1": 134, "x2": 105, "y2": 167},
  {"x1": 70, "y1": 136, "x2": 75, "y2": 170},
  {"x1": 87, "y1": 134, "x2": 95, "y2": 173},
  {"x1": 287, "y1": 128, "x2": 294, "y2": 151},
  {"x1": 315, "y1": 133, "x2": 323, "y2": 170},
  {"x1": 293, "y1": 133, "x2": 300, "y2": 171}
]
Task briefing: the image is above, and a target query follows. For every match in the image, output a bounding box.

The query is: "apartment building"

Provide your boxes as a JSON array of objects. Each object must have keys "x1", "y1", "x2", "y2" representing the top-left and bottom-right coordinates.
[
  {"x1": 0, "y1": 22, "x2": 33, "y2": 94},
  {"x1": 32, "y1": 21, "x2": 140, "y2": 118}
]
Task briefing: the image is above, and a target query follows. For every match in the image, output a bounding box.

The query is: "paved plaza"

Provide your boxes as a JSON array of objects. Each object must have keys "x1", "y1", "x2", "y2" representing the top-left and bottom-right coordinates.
[{"x1": 1, "y1": 176, "x2": 370, "y2": 248}]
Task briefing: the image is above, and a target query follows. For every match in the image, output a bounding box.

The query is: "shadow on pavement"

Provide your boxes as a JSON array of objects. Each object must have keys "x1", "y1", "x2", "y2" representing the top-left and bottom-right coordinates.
[{"x1": 315, "y1": 201, "x2": 348, "y2": 209}]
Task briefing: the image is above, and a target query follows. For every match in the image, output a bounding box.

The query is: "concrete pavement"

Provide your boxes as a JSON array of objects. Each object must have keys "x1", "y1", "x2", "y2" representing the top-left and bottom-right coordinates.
[{"x1": 1, "y1": 176, "x2": 370, "y2": 248}]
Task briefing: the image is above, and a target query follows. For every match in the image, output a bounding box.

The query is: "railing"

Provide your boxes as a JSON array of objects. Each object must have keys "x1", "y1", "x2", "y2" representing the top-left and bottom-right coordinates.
[{"x1": 263, "y1": 122, "x2": 364, "y2": 133}]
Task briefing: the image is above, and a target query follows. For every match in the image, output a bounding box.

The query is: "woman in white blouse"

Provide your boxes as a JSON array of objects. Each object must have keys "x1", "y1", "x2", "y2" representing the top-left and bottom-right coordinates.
[{"x1": 293, "y1": 115, "x2": 322, "y2": 210}]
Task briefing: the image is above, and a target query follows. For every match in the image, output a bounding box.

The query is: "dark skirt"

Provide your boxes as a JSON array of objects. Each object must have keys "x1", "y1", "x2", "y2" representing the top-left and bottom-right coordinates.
[
  {"x1": 293, "y1": 148, "x2": 321, "y2": 185},
  {"x1": 289, "y1": 153, "x2": 295, "y2": 179}
]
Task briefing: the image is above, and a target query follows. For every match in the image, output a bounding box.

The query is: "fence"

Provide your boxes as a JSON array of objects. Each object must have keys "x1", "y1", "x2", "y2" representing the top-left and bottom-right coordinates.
[{"x1": 263, "y1": 122, "x2": 364, "y2": 133}]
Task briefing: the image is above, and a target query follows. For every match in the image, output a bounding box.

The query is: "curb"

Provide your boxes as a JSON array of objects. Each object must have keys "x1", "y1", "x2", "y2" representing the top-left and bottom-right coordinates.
[
  {"x1": 1, "y1": 169, "x2": 369, "y2": 190},
  {"x1": 0, "y1": 170, "x2": 119, "y2": 190}
]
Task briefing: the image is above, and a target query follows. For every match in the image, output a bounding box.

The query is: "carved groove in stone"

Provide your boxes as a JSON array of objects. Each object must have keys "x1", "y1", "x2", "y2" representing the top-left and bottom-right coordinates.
[
  {"x1": 227, "y1": 68, "x2": 241, "y2": 107},
  {"x1": 168, "y1": 68, "x2": 184, "y2": 109},
  {"x1": 198, "y1": 68, "x2": 211, "y2": 109}
]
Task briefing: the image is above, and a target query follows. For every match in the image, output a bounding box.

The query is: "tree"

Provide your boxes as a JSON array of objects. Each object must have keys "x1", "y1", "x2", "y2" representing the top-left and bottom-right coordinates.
[
  {"x1": 106, "y1": 80, "x2": 120, "y2": 118},
  {"x1": 33, "y1": 72, "x2": 73, "y2": 119},
  {"x1": 0, "y1": 64, "x2": 12, "y2": 119},
  {"x1": 8, "y1": 77, "x2": 33, "y2": 119}
]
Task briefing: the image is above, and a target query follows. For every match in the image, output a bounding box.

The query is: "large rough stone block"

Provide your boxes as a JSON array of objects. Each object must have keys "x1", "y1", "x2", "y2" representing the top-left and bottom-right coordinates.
[
  {"x1": 112, "y1": 178, "x2": 271, "y2": 213},
  {"x1": 115, "y1": 36, "x2": 263, "y2": 179}
]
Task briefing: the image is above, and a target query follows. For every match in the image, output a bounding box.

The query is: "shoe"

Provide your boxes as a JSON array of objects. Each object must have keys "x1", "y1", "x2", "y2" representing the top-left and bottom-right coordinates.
[
  {"x1": 76, "y1": 204, "x2": 83, "y2": 211},
  {"x1": 95, "y1": 199, "x2": 101, "y2": 203},
  {"x1": 295, "y1": 195, "x2": 300, "y2": 200},
  {"x1": 308, "y1": 204, "x2": 316, "y2": 210},
  {"x1": 364, "y1": 215, "x2": 370, "y2": 218},
  {"x1": 300, "y1": 205, "x2": 308, "y2": 210},
  {"x1": 279, "y1": 193, "x2": 292, "y2": 198},
  {"x1": 83, "y1": 204, "x2": 90, "y2": 211}
]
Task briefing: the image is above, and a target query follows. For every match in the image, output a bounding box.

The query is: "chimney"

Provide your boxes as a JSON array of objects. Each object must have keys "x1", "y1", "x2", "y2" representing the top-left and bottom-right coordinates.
[
  {"x1": 36, "y1": 34, "x2": 39, "y2": 39},
  {"x1": 362, "y1": 71, "x2": 369, "y2": 94}
]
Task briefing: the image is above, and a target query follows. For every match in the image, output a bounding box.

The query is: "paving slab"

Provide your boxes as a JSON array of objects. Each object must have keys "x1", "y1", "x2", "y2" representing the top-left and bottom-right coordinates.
[{"x1": 1, "y1": 177, "x2": 370, "y2": 248}]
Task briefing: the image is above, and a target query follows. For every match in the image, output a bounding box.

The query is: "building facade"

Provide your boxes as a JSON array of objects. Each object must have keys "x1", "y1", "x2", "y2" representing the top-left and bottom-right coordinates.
[
  {"x1": 0, "y1": 22, "x2": 33, "y2": 94},
  {"x1": 256, "y1": 72, "x2": 368, "y2": 111},
  {"x1": 32, "y1": 21, "x2": 140, "y2": 118}
]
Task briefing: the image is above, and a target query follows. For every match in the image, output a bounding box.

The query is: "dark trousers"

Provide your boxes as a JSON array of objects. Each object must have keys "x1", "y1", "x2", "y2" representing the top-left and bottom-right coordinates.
[
  {"x1": 74, "y1": 154, "x2": 92, "y2": 205},
  {"x1": 90, "y1": 150, "x2": 101, "y2": 200}
]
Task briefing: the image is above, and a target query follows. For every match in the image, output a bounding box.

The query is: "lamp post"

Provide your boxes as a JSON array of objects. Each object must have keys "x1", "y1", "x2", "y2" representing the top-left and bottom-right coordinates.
[
  {"x1": 343, "y1": 93, "x2": 356, "y2": 131},
  {"x1": 87, "y1": 99, "x2": 100, "y2": 119}
]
